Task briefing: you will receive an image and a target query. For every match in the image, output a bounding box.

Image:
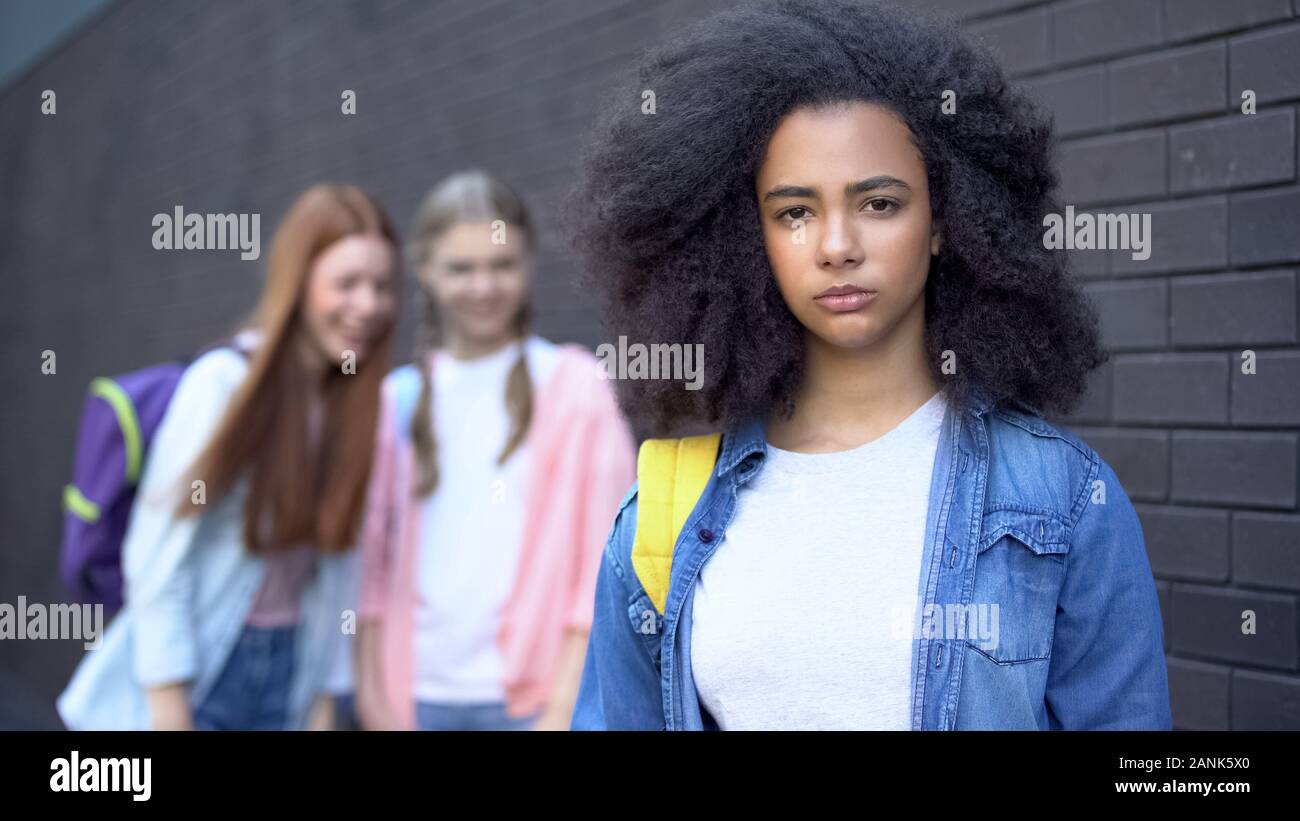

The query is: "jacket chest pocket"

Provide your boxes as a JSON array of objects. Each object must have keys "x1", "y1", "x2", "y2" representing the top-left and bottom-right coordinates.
[{"x1": 967, "y1": 509, "x2": 1070, "y2": 664}]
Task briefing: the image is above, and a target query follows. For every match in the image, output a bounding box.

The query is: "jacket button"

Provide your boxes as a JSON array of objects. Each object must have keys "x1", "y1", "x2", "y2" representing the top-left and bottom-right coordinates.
[{"x1": 698, "y1": 528, "x2": 715, "y2": 543}]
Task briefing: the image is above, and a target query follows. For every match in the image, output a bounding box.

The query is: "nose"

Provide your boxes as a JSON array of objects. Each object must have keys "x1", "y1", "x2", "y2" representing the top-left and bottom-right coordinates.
[
  {"x1": 470, "y1": 267, "x2": 497, "y2": 297},
  {"x1": 355, "y1": 282, "x2": 379, "y2": 317},
  {"x1": 815, "y1": 211, "x2": 863, "y2": 270}
]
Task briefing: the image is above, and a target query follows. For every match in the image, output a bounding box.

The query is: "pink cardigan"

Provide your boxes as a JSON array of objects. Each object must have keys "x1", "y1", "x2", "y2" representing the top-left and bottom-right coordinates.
[{"x1": 357, "y1": 344, "x2": 636, "y2": 726}]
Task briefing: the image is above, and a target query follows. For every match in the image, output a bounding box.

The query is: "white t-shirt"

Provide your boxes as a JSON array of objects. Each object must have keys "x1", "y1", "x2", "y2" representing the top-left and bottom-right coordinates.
[
  {"x1": 690, "y1": 389, "x2": 947, "y2": 729},
  {"x1": 412, "y1": 335, "x2": 559, "y2": 703}
]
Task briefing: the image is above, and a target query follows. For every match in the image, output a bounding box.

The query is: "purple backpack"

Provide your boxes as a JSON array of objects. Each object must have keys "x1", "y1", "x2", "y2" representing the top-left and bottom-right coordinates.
[{"x1": 59, "y1": 341, "x2": 247, "y2": 616}]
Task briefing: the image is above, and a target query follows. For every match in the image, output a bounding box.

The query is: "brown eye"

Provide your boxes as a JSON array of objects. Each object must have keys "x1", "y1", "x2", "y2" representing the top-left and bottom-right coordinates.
[
  {"x1": 779, "y1": 206, "x2": 811, "y2": 222},
  {"x1": 864, "y1": 198, "x2": 899, "y2": 214}
]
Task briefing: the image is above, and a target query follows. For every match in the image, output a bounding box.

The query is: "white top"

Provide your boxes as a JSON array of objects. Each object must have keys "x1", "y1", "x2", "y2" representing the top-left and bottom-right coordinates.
[
  {"x1": 690, "y1": 389, "x2": 948, "y2": 729},
  {"x1": 412, "y1": 335, "x2": 559, "y2": 703}
]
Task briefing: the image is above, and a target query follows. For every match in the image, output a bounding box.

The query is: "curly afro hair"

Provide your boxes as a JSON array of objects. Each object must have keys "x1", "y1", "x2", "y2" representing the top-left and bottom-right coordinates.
[{"x1": 566, "y1": 0, "x2": 1106, "y2": 437}]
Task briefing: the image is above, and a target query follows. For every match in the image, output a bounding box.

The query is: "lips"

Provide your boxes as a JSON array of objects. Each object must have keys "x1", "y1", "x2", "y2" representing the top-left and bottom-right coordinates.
[
  {"x1": 338, "y1": 328, "x2": 371, "y2": 349},
  {"x1": 815, "y1": 283, "x2": 873, "y2": 298},
  {"x1": 814, "y1": 283, "x2": 877, "y2": 313}
]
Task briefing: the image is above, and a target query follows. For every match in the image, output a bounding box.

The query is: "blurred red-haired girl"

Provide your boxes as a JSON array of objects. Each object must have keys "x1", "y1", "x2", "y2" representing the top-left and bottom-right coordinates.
[{"x1": 59, "y1": 183, "x2": 399, "y2": 730}]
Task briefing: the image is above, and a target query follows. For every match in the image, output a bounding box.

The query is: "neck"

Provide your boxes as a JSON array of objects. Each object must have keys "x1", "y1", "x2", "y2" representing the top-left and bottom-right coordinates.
[
  {"x1": 766, "y1": 296, "x2": 939, "y2": 453},
  {"x1": 445, "y1": 330, "x2": 520, "y2": 361},
  {"x1": 294, "y1": 333, "x2": 331, "y2": 390}
]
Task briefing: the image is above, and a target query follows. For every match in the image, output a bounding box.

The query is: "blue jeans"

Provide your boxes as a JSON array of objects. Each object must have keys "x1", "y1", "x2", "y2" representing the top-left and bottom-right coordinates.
[
  {"x1": 193, "y1": 625, "x2": 295, "y2": 730},
  {"x1": 334, "y1": 691, "x2": 360, "y2": 731},
  {"x1": 415, "y1": 700, "x2": 540, "y2": 731}
]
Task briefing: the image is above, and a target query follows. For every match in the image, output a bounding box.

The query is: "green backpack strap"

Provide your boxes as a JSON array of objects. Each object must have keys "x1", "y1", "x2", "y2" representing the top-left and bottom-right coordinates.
[{"x1": 631, "y1": 433, "x2": 722, "y2": 616}]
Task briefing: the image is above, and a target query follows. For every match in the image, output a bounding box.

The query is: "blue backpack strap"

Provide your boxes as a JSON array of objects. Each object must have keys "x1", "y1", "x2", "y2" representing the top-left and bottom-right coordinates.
[{"x1": 390, "y1": 363, "x2": 425, "y2": 442}]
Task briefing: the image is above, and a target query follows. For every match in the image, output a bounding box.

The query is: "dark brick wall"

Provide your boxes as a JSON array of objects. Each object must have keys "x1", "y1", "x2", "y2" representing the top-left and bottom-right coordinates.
[{"x1": 1, "y1": 0, "x2": 1297, "y2": 729}]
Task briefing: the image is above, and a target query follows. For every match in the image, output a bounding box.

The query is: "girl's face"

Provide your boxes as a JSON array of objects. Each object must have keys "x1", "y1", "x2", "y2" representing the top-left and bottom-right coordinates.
[
  {"x1": 755, "y1": 101, "x2": 941, "y2": 351},
  {"x1": 301, "y1": 233, "x2": 397, "y2": 368},
  {"x1": 420, "y1": 221, "x2": 530, "y2": 349}
]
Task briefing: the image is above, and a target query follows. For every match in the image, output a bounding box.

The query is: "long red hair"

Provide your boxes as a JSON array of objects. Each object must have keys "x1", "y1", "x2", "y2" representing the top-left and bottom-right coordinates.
[{"x1": 177, "y1": 183, "x2": 398, "y2": 555}]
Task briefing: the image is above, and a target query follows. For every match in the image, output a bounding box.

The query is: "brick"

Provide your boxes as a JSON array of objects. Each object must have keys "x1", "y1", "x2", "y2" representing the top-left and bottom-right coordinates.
[
  {"x1": 1230, "y1": 23, "x2": 1300, "y2": 103},
  {"x1": 1232, "y1": 669, "x2": 1300, "y2": 729},
  {"x1": 1232, "y1": 350, "x2": 1300, "y2": 425},
  {"x1": 1164, "y1": 0, "x2": 1293, "y2": 42},
  {"x1": 1110, "y1": 196, "x2": 1228, "y2": 276},
  {"x1": 1052, "y1": 0, "x2": 1162, "y2": 66},
  {"x1": 1019, "y1": 65, "x2": 1108, "y2": 137},
  {"x1": 0, "y1": 669, "x2": 66, "y2": 730},
  {"x1": 1234, "y1": 512, "x2": 1300, "y2": 591},
  {"x1": 1170, "y1": 108, "x2": 1296, "y2": 193},
  {"x1": 968, "y1": 6, "x2": 1051, "y2": 76},
  {"x1": 1171, "y1": 430, "x2": 1298, "y2": 508},
  {"x1": 1171, "y1": 270, "x2": 1298, "y2": 347},
  {"x1": 1085, "y1": 279, "x2": 1167, "y2": 350},
  {"x1": 1170, "y1": 584, "x2": 1299, "y2": 669},
  {"x1": 1157, "y1": 580, "x2": 1173, "y2": 651},
  {"x1": 1168, "y1": 657, "x2": 1231, "y2": 730},
  {"x1": 907, "y1": 0, "x2": 1043, "y2": 20},
  {"x1": 1056, "y1": 358, "x2": 1113, "y2": 425},
  {"x1": 1109, "y1": 42, "x2": 1227, "y2": 128},
  {"x1": 1138, "y1": 504, "x2": 1230, "y2": 582},
  {"x1": 1113, "y1": 353, "x2": 1229, "y2": 424},
  {"x1": 1058, "y1": 129, "x2": 1167, "y2": 205},
  {"x1": 1065, "y1": 209, "x2": 1112, "y2": 277},
  {"x1": 1230, "y1": 186, "x2": 1300, "y2": 266},
  {"x1": 1073, "y1": 427, "x2": 1169, "y2": 501}
]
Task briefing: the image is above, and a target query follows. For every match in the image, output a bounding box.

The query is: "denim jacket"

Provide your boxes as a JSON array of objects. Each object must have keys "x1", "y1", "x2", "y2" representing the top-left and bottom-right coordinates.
[{"x1": 572, "y1": 384, "x2": 1172, "y2": 730}]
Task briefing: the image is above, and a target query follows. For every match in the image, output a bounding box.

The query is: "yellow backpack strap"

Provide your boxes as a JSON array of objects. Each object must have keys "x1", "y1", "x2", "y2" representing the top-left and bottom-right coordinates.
[{"x1": 631, "y1": 433, "x2": 722, "y2": 616}]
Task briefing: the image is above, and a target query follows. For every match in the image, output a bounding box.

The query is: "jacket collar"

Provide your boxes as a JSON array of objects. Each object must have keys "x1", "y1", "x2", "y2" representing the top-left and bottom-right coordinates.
[
  {"x1": 715, "y1": 382, "x2": 1000, "y2": 480},
  {"x1": 715, "y1": 413, "x2": 766, "y2": 478}
]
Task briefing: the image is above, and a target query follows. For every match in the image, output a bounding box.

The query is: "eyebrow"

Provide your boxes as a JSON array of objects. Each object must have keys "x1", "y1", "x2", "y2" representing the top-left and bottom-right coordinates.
[
  {"x1": 444, "y1": 253, "x2": 518, "y2": 267},
  {"x1": 762, "y1": 175, "x2": 912, "y2": 201}
]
